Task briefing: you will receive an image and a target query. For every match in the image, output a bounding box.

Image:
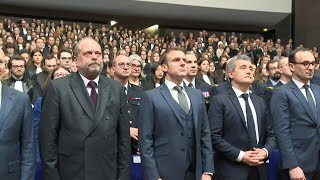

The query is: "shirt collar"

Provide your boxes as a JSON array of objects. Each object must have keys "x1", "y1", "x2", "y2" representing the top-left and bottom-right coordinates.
[
  {"x1": 232, "y1": 85, "x2": 250, "y2": 98},
  {"x1": 165, "y1": 78, "x2": 184, "y2": 91},
  {"x1": 79, "y1": 73, "x2": 99, "y2": 87},
  {"x1": 292, "y1": 77, "x2": 309, "y2": 89},
  {"x1": 183, "y1": 78, "x2": 195, "y2": 88},
  {"x1": 269, "y1": 79, "x2": 279, "y2": 86}
]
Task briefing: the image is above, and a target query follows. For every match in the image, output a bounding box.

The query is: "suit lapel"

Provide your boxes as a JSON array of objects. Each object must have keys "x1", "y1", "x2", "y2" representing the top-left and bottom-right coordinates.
[
  {"x1": 311, "y1": 84, "x2": 320, "y2": 123},
  {"x1": 0, "y1": 86, "x2": 15, "y2": 131},
  {"x1": 160, "y1": 84, "x2": 184, "y2": 128},
  {"x1": 70, "y1": 73, "x2": 95, "y2": 120},
  {"x1": 227, "y1": 87, "x2": 248, "y2": 130},
  {"x1": 185, "y1": 87, "x2": 198, "y2": 131},
  {"x1": 250, "y1": 94, "x2": 262, "y2": 135},
  {"x1": 290, "y1": 81, "x2": 317, "y2": 124},
  {"x1": 93, "y1": 76, "x2": 110, "y2": 124}
]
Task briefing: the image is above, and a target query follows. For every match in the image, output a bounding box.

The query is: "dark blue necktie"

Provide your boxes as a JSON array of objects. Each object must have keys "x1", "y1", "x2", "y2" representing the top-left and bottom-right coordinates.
[
  {"x1": 88, "y1": 81, "x2": 98, "y2": 108},
  {"x1": 242, "y1": 93, "x2": 257, "y2": 148}
]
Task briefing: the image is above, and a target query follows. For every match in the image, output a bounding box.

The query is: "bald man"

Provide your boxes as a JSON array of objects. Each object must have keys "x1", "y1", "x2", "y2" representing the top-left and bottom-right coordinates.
[
  {"x1": 39, "y1": 38, "x2": 131, "y2": 180},
  {"x1": 0, "y1": 49, "x2": 35, "y2": 180}
]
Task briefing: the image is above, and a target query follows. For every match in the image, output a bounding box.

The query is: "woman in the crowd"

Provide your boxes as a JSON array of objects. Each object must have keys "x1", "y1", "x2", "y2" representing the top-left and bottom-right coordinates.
[
  {"x1": 253, "y1": 63, "x2": 269, "y2": 85},
  {"x1": 128, "y1": 54, "x2": 143, "y2": 86},
  {"x1": 25, "y1": 49, "x2": 43, "y2": 79},
  {"x1": 209, "y1": 61, "x2": 223, "y2": 84},
  {"x1": 216, "y1": 43, "x2": 224, "y2": 58},
  {"x1": 143, "y1": 51, "x2": 160, "y2": 75},
  {"x1": 196, "y1": 58, "x2": 215, "y2": 85},
  {"x1": 141, "y1": 63, "x2": 164, "y2": 91}
]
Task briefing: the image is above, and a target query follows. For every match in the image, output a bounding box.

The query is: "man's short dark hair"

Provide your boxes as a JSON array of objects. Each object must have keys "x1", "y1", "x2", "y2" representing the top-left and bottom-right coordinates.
[
  {"x1": 289, "y1": 48, "x2": 310, "y2": 64},
  {"x1": 57, "y1": 48, "x2": 73, "y2": 59},
  {"x1": 8, "y1": 55, "x2": 26, "y2": 69},
  {"x1": 266, "y1": 59, "x2": 279, "y2": 71},
  {"x1": 160, "y1": 47, "x2": 186, "y2": 65},
  {"x1": 42, "y1": 54, "x2": 57, "y2": 67}
]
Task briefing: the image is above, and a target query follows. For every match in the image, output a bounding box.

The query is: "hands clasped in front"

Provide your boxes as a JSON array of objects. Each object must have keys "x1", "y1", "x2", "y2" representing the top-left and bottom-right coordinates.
[{"x1": 241, "y1": 147, "x2": 267, "y2": 166}]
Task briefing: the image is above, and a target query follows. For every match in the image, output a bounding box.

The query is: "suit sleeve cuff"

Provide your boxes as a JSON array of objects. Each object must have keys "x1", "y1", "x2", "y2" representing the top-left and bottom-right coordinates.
[
  {"x1": 203, "y1": 172, "x2": 213, "y2": 176},
  {"x1": 262, "y1": 148, "x2": 269, "y2": 158},
  {"x1": 236, "y1": 150, "x2": 244, "y2": 162}
]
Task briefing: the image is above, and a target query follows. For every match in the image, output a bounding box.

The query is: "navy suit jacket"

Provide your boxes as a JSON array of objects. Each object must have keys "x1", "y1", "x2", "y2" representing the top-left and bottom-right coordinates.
[
  {"x1": 0, "y1": 85, "x2": 35, "y2": 180},
  {"x1": 270, "y1": 80, "x2": 320, "y2": 172},
  {"x1": 139, "y1": 83, "x2": 214, "y2": 180},
  {"x1": 208, "y1": 86, "x2": 276, "y2": 179}
]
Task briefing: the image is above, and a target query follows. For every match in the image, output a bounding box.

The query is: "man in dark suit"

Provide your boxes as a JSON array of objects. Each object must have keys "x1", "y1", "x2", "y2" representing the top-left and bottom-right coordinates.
[
  {"x1": 271, "y1": 48, "x2": 320, "y2": 180},
  {"x1": 113, "y1": 54, "x2": 143, "y2": 154},
  {"x1": 183, "y1": 51, "x2": 217, "y2": 110},
  {"x1": 256, "y1": 60, "x2": 282, "y2": 107},
  {"x1": 208, "y1": 55, "x2": 276, "y2": 180},
  {"x1": 31, "y1": 54, "x2": 58, "y2": 98},
  {"x1": 0, "y1": 49, "x2": 36, "y2": 180},
  {"x1": 39, "y1": 37, "x2": 131, "y2": 180},
  {"x1": 139, "y1": 47, "x2": 214, "y2": 180}
]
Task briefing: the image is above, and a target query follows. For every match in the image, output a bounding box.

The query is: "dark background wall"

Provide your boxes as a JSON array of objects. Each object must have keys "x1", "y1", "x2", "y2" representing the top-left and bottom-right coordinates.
[{"x1": 294, "y1": 0, "x2": 320, "y2": 48}]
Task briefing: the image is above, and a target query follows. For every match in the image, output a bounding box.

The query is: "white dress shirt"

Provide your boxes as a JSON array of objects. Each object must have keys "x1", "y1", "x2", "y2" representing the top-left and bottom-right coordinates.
[
  {"x1": 165, "y1": 79, "x2": 190, "y2": 109},
  {"x1": 14, "y1": 81, "x2": 24, "y2": 92},
  {"x1": 183, "y1": 79, "x2": 195, "y2": 88}
]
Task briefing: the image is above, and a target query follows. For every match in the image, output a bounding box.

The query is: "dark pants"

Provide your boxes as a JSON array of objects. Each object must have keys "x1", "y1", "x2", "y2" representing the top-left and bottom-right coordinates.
[{"x1": 184, "y1": 163, "x2": 196, "y2": 180}]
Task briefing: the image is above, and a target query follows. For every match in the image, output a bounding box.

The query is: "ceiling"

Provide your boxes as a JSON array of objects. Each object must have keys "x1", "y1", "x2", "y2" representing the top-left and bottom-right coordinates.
[{"x1": 0, "y1": 0, "x2": 291, "y2": 33}]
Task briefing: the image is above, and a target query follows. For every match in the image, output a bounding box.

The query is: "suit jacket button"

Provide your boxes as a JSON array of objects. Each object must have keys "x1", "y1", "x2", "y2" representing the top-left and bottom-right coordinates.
[
  {"x1": 181, "y1": 132, "x2": 184, "y2": 136},
  {"x1": 128, "y1": 110, "x2": 131, "y2": 113},
  {"x1": 181, "y1": 148, "x2": 185, "y2": 152}
]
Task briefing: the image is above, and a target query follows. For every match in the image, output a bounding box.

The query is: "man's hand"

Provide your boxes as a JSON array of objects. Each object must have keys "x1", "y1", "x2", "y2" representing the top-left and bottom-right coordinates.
[
  {"x1": 241, "y1": 150, "x2": 264, "y2": 166},
  {"x1": 201, "y1": 174, "x2": 212, "y2": 180},
  {"x1": 252, "y1": 147, "x2": 267, "y2": 161},
  {"x1": 130, "y1": 127, "x2": 138, "y2": 140},
  {"x1": 289, "y1": 166, "x2": 306, "y2": 180}
]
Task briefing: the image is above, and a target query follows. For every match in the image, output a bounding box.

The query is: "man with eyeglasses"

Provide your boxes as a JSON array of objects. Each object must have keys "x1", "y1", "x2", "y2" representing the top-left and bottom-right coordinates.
[
  {"x1": 2, "y1": 55, "x2": 35, "y2": 100},
  {"x1": 39, "y1": 37, "x2": 131, "y2": 180},
  {"x1": 112, "y1": 54, "x2": 143, "y2": 154},
  {"x1": 271, "y1": 48, "x2": 320, "y2": 180},
  {"x1": 58, "y1": 48, "x2": 73, "y2": 72},
  {"x1": 0, "y1": 48, "x2": 36, "y2": 180},
  {"x1": 255, "y1": 59, "x2": 282, "y2": 107}
]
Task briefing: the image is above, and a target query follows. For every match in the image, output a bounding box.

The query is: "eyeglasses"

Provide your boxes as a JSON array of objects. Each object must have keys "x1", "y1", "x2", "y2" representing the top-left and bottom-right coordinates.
[
  {"x1": 293, "y1": 61, "x2": 318, "y2": 67},
  {"x1": 269, "y1": 67, "x2": 279, "y2": 71},
  {"x1": 117, "y1": 62, "x2": 132, "y2": 69},
  {"x1": 61, "y1": 57, "x2": 72, "y2": 61},
  {"x1": 131, "y1": 64, "x2": 142, "y2": 69},
  {"x1": 12, "y1": 65, "x2": 25, "y2": 69}
]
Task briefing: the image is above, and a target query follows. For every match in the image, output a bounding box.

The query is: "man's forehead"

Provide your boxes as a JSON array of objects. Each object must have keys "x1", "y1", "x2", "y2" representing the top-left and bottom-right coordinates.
[{"x1": 296, "y1": 51, "x2": 314, "y2": 60}]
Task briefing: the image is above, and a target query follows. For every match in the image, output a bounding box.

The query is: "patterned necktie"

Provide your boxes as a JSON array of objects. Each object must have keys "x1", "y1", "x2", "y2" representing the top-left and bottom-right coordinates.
[
  {"x1": 174, "y1": 86, "x2": 189, "y2": 113},
  {"x1": 303, "y1": 85, "x2": 317, "y2": 120},
  {"x1": 242, "y1": 93, "x2": 257, "y2": 148},
  {"x1": 88, "y1": 81, "x2": 98, "y2": 108}
]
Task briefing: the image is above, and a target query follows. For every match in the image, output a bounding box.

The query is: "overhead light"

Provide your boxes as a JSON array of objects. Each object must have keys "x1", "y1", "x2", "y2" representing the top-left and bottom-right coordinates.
[
  {"x1": 111, "y1": 21, "x2": 118, "y2": 26},
  {"x1": 263, "y1": 28, "x2": 268, "y2": 32}
]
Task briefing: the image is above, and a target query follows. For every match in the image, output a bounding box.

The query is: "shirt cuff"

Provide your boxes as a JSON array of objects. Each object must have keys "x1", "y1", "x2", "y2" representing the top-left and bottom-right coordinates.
[
  {"x1": 236, "y1": 150, "x2": 245, "y2": 162},
  {"x1": 203, "y1": 172, "x2": 213, "y2": 176},
  {"x1": 262, "y1": 148, "x2": 269, "y2": 158}
]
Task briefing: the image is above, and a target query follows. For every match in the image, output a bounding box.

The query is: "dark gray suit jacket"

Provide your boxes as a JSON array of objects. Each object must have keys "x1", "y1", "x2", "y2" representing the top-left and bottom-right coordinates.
[
  {"x1": 0, "y1": 85, "x2": 35, "y2": 180},
  {"x1": 139, "y1": 83, "x2": 214, "y2": 180},
  {"x1": 271, "y1": 80, "x2": 320, "y2": 173},
  {"x1": 39, "y1": 73, "x2": 131, "y2": 180},
  {"x1": 208, "y1": 86, "x2": 276, "y2": 180}
]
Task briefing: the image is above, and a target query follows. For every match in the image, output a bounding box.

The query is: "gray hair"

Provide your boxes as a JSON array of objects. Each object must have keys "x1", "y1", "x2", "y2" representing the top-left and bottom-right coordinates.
[
  {"x1": 73, "y1": 37, "x2": 99, "y2": 57},
  {"x1": 226, "y1": 54, "x2": 252, "y2": 72},
  {"x1": 128, "y1": 54, "x2": 142, "y2": 65}
]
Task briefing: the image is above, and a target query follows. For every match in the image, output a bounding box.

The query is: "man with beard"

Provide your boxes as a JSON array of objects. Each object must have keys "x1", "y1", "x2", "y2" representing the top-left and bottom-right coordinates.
[
  {"x1": 2, "y1": 55, "x2": 34, "y2": 100},
  {"x1": 39, "y1": 37, "x2": 131, "y2": 180},
  {"x1": 255, "y1": 60, "x2": 282, "y2": 107}
]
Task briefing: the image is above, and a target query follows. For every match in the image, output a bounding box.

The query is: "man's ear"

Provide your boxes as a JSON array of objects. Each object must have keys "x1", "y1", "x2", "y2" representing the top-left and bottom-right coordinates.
[{"x1": 161, "y1": 64, "x2": 168, "y2": 73}]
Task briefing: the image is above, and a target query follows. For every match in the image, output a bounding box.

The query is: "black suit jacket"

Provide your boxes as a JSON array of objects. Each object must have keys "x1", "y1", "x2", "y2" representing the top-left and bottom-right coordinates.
[
  {"x1": 195, "y1": 79, "x2": 217, "y2": 111},
  {"x1": 208, "y1": 86, "x2": 276, "y2": 180},
  {"x1": 39, "y1": 73, "x2": 131, "y2": 180},
  {"x1": 127, "y1": 83, "x2": 143, "y2": 154}
]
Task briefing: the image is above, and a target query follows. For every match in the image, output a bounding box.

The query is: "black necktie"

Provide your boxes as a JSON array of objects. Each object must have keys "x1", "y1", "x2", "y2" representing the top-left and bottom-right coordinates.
[
  {"x1": 88, "y1": 81, "x2": 98, "y2": 108},
  {"x1": 188, "y1": 83, "x2": 193, "y2": 88},
  {"x1": 304, "y1": 85, "x2": 317, "y2": 120},
  {"x1": 242, "y1": 93, "x2": 257, "y2": 148},
  {"x1": 174, "y1": 86, "x2": 189, "y2": 113}
]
